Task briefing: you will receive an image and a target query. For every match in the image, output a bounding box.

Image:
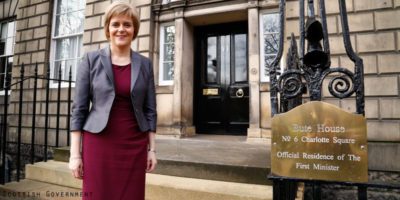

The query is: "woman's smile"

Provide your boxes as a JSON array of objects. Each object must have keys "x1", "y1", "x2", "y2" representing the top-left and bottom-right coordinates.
[{"x1": 109, "y1": 15, "x2": 134, "y2": 48}]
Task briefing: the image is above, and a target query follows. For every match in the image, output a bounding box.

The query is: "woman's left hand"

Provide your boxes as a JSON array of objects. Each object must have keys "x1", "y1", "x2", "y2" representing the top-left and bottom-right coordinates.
[{"x1": 146, "y1": 151, "x2": 157, "y2": 172}]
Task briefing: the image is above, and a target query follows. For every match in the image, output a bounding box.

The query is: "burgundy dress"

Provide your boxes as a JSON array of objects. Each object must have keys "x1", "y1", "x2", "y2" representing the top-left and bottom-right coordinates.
[{"x1": 82, "y1": 63, "x2": 149, "y2": 200}]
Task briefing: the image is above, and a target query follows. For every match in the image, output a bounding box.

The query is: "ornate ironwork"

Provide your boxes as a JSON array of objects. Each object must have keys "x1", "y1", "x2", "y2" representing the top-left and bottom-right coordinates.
[
  {"x1": 269, "y1": 0, "x2": 365, "y2": 117},
  {"x1": 269, "y1": 0, "x2": 367, "y2": 199},
  {"x1": 0, "y1": 62, "x2": 74, "y2": 184},
  {"x1": 279, "y1": 34, "x2": 303, "y2": 113}
]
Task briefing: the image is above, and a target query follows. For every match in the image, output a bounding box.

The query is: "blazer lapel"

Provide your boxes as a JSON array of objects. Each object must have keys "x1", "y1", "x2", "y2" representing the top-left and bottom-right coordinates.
[
  {"x1": 131, "y1": 51, "x2": 141, "y2": 92},
  {"x1": 100, "y1": 46, "x2": 115, "y2": 87}
]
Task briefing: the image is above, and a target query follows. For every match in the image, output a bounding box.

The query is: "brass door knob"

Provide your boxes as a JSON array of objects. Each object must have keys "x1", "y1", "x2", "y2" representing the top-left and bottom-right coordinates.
[{"x1": 236, "y1": 88, "x2": 244, "y2": 98}]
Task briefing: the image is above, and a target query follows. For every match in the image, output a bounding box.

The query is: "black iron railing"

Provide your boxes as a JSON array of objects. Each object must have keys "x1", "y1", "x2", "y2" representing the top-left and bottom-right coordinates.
[
  {"x1": 0, "y1": 63, "x2": 74, "y2": 184},
  {"x1": 268, "y1": 0, "x2": 400, "y2": 199}
]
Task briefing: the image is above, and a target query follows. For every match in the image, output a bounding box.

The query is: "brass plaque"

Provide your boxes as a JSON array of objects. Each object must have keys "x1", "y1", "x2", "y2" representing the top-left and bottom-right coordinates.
[
  {"x1": 271, "y1": 101, "x2": 368, "y2": 183},
  {"x1": 203, "y1": 88, "x2": 218, "y2": 96}
]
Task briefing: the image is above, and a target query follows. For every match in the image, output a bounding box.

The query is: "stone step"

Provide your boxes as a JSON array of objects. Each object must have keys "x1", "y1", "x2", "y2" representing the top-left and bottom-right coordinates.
[
  {"x1": 153, "y1": 159, "x2": 270, "y2": 185},
  {"x1": 25, "y1": 160, "x2": 82, "y2": 189},
  {"x1": 54, "y1": 135, "x2": 272, "y2": 185},
  {"x1": 53, "y1": 146, "x2": 69, "y2": 162},
  {"x1": 19, "y1": 160, "x2": 273, "y2": 200},
  {"x1": 146, "y1": 173, "x2": 273, "y2": 200}
]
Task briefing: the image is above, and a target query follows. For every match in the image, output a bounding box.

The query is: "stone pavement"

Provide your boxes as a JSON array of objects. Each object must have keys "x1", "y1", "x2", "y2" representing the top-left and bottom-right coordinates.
[{"x1": 156, "y1": 134, "x2": 270, "y2": 168}]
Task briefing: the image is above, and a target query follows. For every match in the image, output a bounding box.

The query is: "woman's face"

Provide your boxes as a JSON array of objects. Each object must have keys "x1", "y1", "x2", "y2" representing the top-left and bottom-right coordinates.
[{"x1": 108, "y1": 15, "x2": 134, "y2": 48}]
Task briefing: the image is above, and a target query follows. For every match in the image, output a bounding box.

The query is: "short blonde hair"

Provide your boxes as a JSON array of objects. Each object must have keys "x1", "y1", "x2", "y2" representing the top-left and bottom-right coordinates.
[{"x1": 104, "y1": 1, "x2": 140, "y2": 41}]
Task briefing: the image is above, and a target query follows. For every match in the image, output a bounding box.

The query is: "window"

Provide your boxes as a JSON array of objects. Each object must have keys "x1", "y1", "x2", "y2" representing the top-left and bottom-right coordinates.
[
  {"x1": 260, "y1": 12, "x2": 280, "y2": 82},
  {"x1": 0, "y1": 20, "x2": 15, "y2": 94},
  {"x1": 159, "y1": 23, "x2": 175, "y2": 86},
  {"x1": 51, "y1": 0, "x2": 85, "y2": 86}
]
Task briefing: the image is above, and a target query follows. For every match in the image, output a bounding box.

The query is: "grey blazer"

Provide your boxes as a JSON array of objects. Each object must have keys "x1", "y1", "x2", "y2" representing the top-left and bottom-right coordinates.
[{"x1": 71, "y1": 46, "x2": 157, "y2": 133}]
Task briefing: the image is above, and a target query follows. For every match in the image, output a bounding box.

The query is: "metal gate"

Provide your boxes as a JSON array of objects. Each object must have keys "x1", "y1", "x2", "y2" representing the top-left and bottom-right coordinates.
[
  {"x1": 267, "y1": 0, "x2": 400, "y2": 199},
  {"x1": 0, "y1": 63, "x2": 73, "y2": 184}
]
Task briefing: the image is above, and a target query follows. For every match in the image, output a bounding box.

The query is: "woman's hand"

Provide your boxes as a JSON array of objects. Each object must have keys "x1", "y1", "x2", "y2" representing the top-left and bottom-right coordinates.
[
  {"x1": 69, "y1": 157, "x2": 83, "y2": 179},
  {"x1": 146, "y1": 151, "x2": 157, "y2": 173}
]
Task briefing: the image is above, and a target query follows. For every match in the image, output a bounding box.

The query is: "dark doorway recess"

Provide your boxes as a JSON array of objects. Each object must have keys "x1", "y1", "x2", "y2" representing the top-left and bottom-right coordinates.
[{"x1": 194, "y1": 21, "x2": 249, "y2": 135}]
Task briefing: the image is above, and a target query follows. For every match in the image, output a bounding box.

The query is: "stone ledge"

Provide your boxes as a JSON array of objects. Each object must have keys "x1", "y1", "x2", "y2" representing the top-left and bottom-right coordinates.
[{"x1": 146, "y1": 173, "x2": 273, "y2": 200}]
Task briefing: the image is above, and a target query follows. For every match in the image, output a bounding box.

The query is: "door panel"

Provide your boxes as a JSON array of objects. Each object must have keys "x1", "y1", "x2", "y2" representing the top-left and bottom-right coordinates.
[{"x1": 195, "y1": 22, "x2": 249, "y2": 135}]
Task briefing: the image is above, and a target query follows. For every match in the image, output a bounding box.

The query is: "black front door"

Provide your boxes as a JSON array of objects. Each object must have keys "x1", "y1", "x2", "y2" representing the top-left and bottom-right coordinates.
[{"x1": 194, "y1": 22, "x2": 249, "y2": 135}]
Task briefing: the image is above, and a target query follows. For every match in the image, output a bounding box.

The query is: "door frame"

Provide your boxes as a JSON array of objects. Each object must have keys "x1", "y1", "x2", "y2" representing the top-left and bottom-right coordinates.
[{"x1": 193, "y1": 21, "x2": 249, "y2": 135}]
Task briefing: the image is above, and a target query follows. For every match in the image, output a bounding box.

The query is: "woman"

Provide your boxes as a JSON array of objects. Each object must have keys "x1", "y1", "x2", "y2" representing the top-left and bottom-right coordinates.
[{"x1": 68, "y1": 2, "x2": 157, "y2": 199}]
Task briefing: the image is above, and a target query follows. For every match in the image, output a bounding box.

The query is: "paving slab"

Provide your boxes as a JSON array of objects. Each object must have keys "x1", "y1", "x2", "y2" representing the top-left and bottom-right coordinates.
[{"x1": 156, "y1": 134, "x2": 271, "y2": 168}]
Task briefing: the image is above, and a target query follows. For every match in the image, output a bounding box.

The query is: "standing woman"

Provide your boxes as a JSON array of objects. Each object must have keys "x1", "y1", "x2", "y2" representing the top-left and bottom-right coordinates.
[{"x1": 68, "y1": 2, "x2": 157, "y2": 199}]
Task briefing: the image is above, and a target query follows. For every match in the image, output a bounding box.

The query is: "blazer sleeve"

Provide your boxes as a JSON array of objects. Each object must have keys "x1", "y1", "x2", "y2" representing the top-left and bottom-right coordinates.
[
  {"x1": 70, "y1": 53, "x2": 91, "y2": 131},
  {"x1": 143, "y1": 59, "x2": 157, "y2": 132}
]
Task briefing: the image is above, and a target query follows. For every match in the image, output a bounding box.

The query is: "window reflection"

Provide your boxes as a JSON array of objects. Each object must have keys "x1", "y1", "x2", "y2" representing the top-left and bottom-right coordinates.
[
  {"x1": 207, "y1": 37, "x2": 217, "y2": 83},
  {"x1": 0, "y1": 20, "x2": 15, "y2": 90},
  {"x1": 0, "y1": 57, "x2": 12, "y2": 89},
  {"x1": 55, "y1": 11, "x2": 84, "y2": 36},
  {"x1": 165, "y1": 26, "x2": 175, "y2": 43},
  {"x1": 161, "y1": 25, "x2": 175, "y2": 82},
  {"x1": 264, "y1": 34, "x2": 279, "y2": 54},
  {"x1": 54, "y1": 0, "x2": 85, "y2": 37},
  {"x1": 263, "y1": 13, "x2": 280, "y2": 33},
  {"x1": 262, "y1": 13, "x2": 280, "y2": 80},
  {"x1": 55, "y1": 37, "x2": 79, "y2": 61},
  {"x1": 234, "y1": 34, "x2": 247, "y2": 82},
  {"x1": 57, "y1": 0, "x2": 85, "y2": 14},
  {"x1": 52, "y1": 0, "x2": 85, "y2": 83},
  {"x1": 0, "y1": 21, "x2": 15, "y2": 56},
  {"x1": 221, "y1": 35, "x2": 230, "y2": 83},
  {"x1": 54, "y1": 36, "x2": 81, "y2": 80}
]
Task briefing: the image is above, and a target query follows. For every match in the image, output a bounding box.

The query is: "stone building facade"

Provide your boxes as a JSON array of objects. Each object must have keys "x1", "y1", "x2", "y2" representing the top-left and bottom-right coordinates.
[
  {"x1": 2, "y1": 0, "x2": 71, "y2": 149},
  {"x1": 0, "y1": 0, "x2": 399, "y2": 176}
]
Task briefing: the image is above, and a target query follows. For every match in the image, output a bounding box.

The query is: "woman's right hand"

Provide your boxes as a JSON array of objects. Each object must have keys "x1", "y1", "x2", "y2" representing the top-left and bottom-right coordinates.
[{"x1": 69, "y1": 157, "x2": 83, "y2": 179}]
